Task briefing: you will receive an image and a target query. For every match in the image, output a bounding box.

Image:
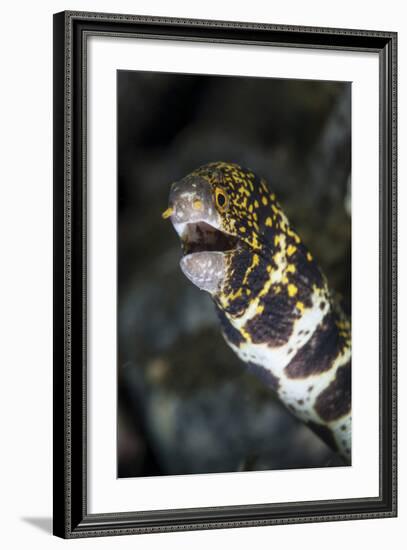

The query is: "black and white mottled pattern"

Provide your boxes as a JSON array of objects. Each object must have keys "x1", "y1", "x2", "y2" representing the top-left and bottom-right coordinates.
[{"x1": 165, "y1": 162, "x2": 351, "y2": 462}]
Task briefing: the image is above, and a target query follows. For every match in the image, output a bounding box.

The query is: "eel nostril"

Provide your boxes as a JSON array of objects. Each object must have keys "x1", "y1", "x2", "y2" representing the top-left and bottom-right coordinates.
[
  {"x1": 192, "y1": 199, "x2": 203, "y2": 211},
  {"x1": 161, "y1": 206, "x2": 174, "y2": 220}
]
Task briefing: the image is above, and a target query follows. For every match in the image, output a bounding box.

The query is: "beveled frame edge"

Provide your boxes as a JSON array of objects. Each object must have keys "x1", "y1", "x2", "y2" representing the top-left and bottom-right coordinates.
[{"x1": 53, "y1": 10, "x2": 397, "y2": 539}]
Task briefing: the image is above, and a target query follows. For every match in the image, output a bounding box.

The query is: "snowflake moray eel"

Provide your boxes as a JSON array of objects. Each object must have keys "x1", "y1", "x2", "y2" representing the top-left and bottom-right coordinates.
[{"x1": 163, "y1": 162, "x2": 351, "y2": 463}]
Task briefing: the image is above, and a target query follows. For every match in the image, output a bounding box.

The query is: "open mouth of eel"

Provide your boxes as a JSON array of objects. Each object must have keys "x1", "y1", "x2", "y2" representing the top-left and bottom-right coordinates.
[
  {"x1": 176, "y1": 221, "x2": 240, "y2": 293},
  {"x1": 162, "y1": 209, "x2": 240, "y2": 293},
  {"x1": 180, "y1": 221, "x2": 239, "y2": 256}
]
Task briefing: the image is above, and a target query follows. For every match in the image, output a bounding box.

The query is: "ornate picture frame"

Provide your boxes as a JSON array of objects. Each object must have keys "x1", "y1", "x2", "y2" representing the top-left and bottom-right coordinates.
[{"x1": 53, "y1": 11, "x2": 397, "y2": 538}]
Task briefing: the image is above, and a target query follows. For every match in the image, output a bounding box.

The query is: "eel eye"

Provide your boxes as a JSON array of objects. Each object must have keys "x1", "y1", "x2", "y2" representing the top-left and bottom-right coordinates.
[{"x1": 215, "y1": 187, "x2": 229, "y2": 212}]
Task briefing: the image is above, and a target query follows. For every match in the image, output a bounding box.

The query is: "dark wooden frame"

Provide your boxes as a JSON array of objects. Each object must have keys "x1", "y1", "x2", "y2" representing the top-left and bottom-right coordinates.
[{"x1": 53, "y1": 10, "x2": 397, "y2": 538}]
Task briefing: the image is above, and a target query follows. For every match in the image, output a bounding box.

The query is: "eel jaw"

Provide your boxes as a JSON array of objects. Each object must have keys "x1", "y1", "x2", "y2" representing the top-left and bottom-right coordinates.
[
  {"x1": 180, "y1": 251, "x2": 227, "y2": 293},
  {"x1": 173, "y1": 220, "x2": 239, "y2": 293}
]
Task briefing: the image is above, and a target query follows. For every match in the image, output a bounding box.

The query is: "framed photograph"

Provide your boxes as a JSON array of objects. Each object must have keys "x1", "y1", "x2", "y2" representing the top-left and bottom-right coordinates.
[{"x1": 53, "y1": 11, "x2": 397, "y2": 538}]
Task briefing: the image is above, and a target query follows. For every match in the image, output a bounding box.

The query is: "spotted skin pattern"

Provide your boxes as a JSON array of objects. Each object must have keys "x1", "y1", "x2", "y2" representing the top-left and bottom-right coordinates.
[{"x1": 168, "y1": 162, "x2": 351, "y2": 462}]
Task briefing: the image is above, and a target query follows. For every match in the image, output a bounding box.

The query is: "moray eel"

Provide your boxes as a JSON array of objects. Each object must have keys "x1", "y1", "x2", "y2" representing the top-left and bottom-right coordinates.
[{"x1": 163, "y1": 162, "x2": 351, "y2": 463}]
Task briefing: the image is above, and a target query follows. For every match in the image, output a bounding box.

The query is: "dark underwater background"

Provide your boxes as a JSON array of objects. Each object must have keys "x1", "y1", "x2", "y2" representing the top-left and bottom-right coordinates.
[{"x1": 117, "y1": 70, "x2": 351, "y2": 477}]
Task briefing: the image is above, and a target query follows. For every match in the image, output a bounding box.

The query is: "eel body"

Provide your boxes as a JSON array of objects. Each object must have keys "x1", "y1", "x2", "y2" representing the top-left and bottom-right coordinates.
[{"x1": 163, "y1": 162, "x2": 351, "y2": 462}]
